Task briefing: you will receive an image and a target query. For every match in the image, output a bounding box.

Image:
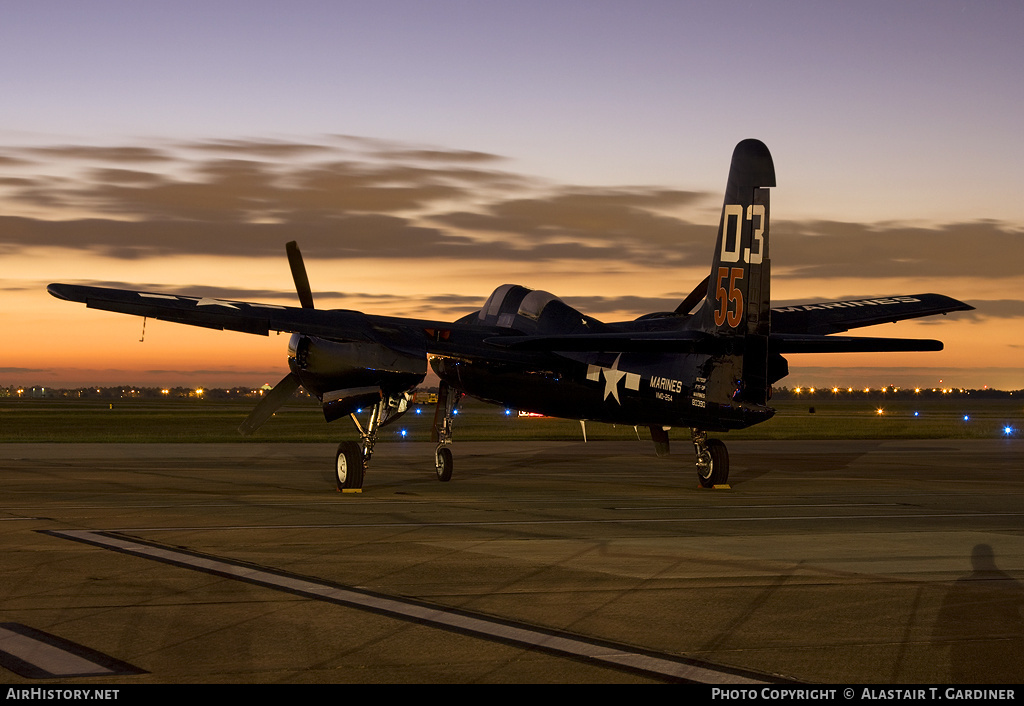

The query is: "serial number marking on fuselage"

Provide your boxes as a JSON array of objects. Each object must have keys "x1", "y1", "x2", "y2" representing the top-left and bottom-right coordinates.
[{"x1": 691, "y1": 377, "x2": 707, "y2": 407}]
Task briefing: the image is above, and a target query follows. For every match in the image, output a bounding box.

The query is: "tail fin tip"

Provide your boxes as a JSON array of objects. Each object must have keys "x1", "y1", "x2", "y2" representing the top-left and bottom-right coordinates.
[{"x1": 730, "y1": 139, "x2": 776, "y2": 190}]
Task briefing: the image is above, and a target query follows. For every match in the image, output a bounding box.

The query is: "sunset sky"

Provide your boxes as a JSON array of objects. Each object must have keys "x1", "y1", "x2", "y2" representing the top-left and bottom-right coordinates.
[{"x1": 2, "y1": 1, "x2": 1022, "y2": 390}]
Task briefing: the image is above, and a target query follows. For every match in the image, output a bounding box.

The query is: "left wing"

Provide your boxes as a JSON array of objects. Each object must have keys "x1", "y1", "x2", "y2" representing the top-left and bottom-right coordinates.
[
  {"x1": 765, "y1": 292, "x2": 973, "y2": 354},
  {"x1": 771, "y1": 293, "x2": 973, "y2": 335}
]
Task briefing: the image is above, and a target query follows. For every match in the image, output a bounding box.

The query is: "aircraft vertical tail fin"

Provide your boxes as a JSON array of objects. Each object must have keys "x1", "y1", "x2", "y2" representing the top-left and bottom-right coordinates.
[
  {"x1": 693, "y1": 139, "x2": 776, "y2": 404},
  {"x1": 694, "y1": 139, "x2": 775, "y2": 335}
]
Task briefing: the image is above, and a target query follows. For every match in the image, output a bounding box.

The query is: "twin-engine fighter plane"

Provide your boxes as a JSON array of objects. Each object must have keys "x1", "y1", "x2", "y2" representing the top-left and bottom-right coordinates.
[{"x1": 48, "y1": 140, "x2": 973, "y2": 490}]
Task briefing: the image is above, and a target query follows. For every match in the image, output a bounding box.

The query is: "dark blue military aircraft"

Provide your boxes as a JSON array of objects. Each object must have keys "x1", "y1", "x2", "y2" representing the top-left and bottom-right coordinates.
[{"x1": 48, "y1": 140, "x2": 972, "y2": 491}]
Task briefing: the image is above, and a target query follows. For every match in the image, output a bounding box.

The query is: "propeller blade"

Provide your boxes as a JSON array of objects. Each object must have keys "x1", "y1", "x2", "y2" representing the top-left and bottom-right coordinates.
[
  {"x1": 238, "y1": 372, "x2": 302, "y2": 436},
  {"x1": 674, "y1": 274, "x2": 711, "y2": 315},
  {"x1": 286, "y1": 240, "x2": 315, "y2": 309}
]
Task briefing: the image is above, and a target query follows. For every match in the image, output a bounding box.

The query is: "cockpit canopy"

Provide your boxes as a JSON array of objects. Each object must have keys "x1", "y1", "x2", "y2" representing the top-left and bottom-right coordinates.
[{"x1": 476, "y1": 284, "x2": 607, "y2": 335}]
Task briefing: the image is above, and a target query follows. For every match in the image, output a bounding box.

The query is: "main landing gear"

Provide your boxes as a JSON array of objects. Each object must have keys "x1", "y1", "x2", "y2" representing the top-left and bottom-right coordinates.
[
  {"x1": 335, "y1": 440, "x2": 364, "y2": 492},
  {"x1": 432, "y1": 382, "x2": 463, "y2": 483},
  {"x1": 333, "y1": 384, "x2": 464, "y2": 492},
  {"x1": 691, "y1": 428, "x2": 729, "y2": 488},
  {"x1": 334, "y1": 392, "x2": 411, "y2": 492}
]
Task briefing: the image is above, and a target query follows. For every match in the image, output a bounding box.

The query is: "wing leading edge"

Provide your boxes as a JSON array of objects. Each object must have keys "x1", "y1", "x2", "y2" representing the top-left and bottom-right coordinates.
[
  {"x1": 45, "y1": 282, "x2": 462, "y2": 345},
  {"x1": 48, "y1": 283, "x2": 364, "y2": 338}
]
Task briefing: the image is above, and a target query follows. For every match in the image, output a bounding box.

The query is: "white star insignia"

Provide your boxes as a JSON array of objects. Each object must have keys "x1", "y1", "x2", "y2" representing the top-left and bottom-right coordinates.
[
  {"x1": 585, "y1": 354, "x2": 641, "y2": 405},
  {"x1": 602, "y1": 354, "x2": 626, "y2": 403},
  {"x1": 195, "y1": 297, "x2": 239, "y2": 309}
]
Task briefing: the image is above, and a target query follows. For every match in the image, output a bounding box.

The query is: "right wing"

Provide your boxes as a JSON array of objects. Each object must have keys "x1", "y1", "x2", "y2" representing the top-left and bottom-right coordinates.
[
  {"x1": 48, "y1": 283, "x2": 376, "y2": 338},
  {"x1": 45, "y1": 283, "x2": 475, "y2": 357}
]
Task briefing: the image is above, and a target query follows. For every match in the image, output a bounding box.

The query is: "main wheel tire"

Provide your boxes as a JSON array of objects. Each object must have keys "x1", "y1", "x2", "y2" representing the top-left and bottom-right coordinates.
[
  {"x1": 335, "y1": 441, "x2": 364, "y2": 491},
  {"x1": 697, "y1": 438, "x2": 729, "y2": 488},
  {"x1": 435, "y1": 446, "x2": 453, "y2": 482}
]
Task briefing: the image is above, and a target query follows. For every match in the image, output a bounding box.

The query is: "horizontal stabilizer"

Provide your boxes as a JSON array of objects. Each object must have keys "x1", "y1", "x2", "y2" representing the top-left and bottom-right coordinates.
[
  {"x1": 489, "y1": 330, "x2": 944, "y2": 355},
  {"x1": 770, "y1": 334, "x2": 943, "y2": 354},
  {"x1": 485, "y1": 330, "x2": 709, "y2": 353}
]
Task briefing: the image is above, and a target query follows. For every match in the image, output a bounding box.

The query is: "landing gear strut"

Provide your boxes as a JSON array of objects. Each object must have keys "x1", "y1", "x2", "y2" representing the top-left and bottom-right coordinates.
[
  {"x1": 432, "y1": 382, "x2": 463, "y2": 482},
  {"x1": 692, "y1": 428, "x2": 729, "y2": 487},
  {"x1": 335, "y1": 392, "x2": 411, "y2": 492}
]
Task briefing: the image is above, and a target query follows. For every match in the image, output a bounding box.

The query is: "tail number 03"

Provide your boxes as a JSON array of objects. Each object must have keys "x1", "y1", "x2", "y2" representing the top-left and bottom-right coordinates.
[
  {"x1": 720, "y1": 204, "x2": 765, "y2": 265},
  {"x1": 715, "y1": 266, "x2": 744, "y2": 328}
]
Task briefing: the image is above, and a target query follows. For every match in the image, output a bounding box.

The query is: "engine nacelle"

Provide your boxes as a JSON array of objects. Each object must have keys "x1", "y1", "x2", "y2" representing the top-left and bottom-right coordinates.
[{"x1": 288, "y1": 334, "x2": 426, "y2": 421}]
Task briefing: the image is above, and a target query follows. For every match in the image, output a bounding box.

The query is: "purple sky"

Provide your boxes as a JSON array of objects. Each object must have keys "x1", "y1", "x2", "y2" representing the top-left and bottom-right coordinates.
[{"x1": 2, "y1": 1, "x2": 1021, "y2": 389}]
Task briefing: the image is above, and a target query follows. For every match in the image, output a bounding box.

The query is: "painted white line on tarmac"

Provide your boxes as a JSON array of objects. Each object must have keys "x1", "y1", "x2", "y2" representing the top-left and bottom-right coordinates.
[
  {"x1": 44, "y1": 529, "x2": 773, "y2": 684},
  {"x1": 0, "y1": 623, "x2": 145, "y2": 678}
]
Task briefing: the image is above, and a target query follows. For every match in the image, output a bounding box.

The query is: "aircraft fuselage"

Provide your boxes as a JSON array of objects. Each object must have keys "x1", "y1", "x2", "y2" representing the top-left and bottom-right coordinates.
[{"x1": 429, "y1": 348, "x2": 774, "y2": 431}]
